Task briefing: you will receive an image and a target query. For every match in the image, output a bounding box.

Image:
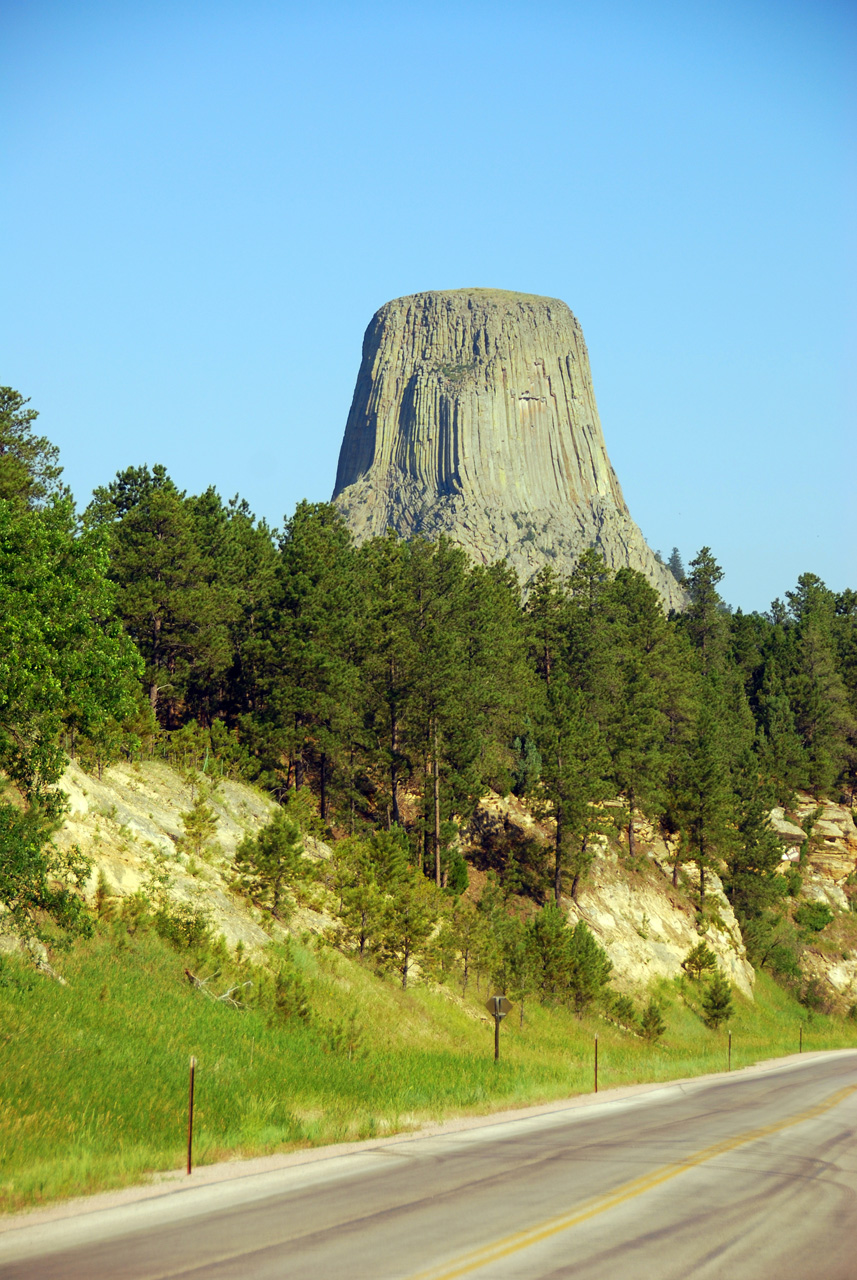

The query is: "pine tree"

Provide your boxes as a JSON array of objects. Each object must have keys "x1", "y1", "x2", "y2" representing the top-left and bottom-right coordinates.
[
  {"x1": 702, "y1": 972, "x2": 733, "y2": 1028},
  {"x1": 682, "y1": 547, "x2": 729, "y2": 674},
  {"x1": 332, "y1": 838, "x2": 386, "y2": 961},
  {"x1": 253, "y1": 502, "x2": 362, "y2": 817},
  {"x1": 566, "y1": 920, "x2": 612, "y2": 1015},
  {"x1": 597, "y1": 569, "x2": 678, "y2": 856},
  {"x1": 529, "y1": 901, "x2": 572, "y2": 999},
  {"x1": 526, "y1": 567, "x2": 609, "y2": 902},
  {"x1": 676, "y1": 692, "x2": 736, "y2": 901},
  {"x1": 358, "y1": 532, "x2": 419, "y2": 827},
  {"x1": 233, "y1": 809, "x2": 304, "y2": 919},
  {"x1": 377, "y1": 876, "x2": 438, "y2": 988},
  {"x1": 178, "y1": 797, "x2": 219, "y2": 861},
  {"x1": 681, "y1": 941, "x2": 717, "y2": 980},
  {"x1": 667, "y1": 548, "x2": 686, "y2": 585},
  {"x1": 639, "y1": 997, "x2": 666, "y2": 1040},
  {"x1": 91, "y1": 467, "x2": 235, "y2": 721},
  {"x1": 755, "y1": 661, "x2": 807, "y2": 802},
  {"x1": 784, "y1": 574, "x2": 854, "y2": 793}
]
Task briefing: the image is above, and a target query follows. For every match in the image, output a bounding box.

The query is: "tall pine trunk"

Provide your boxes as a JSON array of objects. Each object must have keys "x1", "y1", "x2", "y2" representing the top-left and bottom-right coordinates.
[
  {"x1": 319, "y1": 751, "x2": 327, "y2": 822},
  {"x1": 390, "y1": 662, "x2": 400, "y2": 825},
  {"x1": 433, "y1": 718, "x2": 441, "y2": 889},
  {"x1": 554, "y1": 801, "x2": 564, "y2": 904}
]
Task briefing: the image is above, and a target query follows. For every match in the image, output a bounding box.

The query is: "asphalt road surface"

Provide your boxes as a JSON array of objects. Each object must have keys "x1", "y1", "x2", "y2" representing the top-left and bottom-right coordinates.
[{"x1": 3, "y1": 1051, "x2": 856, "y2": 1279}]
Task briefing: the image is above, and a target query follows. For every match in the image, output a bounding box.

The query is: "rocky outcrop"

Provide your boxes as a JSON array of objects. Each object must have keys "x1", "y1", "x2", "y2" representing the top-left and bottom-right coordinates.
[
  {"x1": 333, "y1": 289, "x2": 685, "y2": 608},
  {"x1": 51, "y1": 760, "x2": 332, "y2": 954},
  {"x1": 764, "y1": 794, "x2": 857, "y2": 1011},
  {"x1": 468, "y1": 792, "x2": 755, "y2": 997}
]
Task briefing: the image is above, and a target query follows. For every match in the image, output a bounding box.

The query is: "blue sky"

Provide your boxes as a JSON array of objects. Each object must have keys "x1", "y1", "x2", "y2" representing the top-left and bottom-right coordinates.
[{"x1": 2, "y1": 0, "x2": 854, "y2": 611}]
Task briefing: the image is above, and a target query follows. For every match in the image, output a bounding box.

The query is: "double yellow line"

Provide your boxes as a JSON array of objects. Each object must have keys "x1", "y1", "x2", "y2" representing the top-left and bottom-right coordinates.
[{"x1": 407, "y1": 1083, "x2": 857, "y2": 1280}]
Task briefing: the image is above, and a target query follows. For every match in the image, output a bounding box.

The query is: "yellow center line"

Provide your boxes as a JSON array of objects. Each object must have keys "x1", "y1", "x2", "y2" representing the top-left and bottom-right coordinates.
[{"x1": 406, "y1": 1083, "x2": 857, "y2": 1280}]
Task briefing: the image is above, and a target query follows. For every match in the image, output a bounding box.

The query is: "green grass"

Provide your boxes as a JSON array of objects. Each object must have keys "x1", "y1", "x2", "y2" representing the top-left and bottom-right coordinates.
[{"x1": 1, "y1": 929, "x2": 854, "y2": 1214}]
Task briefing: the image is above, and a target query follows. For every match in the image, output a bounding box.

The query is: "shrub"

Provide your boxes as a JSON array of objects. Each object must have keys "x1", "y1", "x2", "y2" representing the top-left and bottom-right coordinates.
[
  {"x1": 612, "y1": 994, "x2": 637, "y2": 1027},
  {"x1": 794, "y1": 902, "x2": 834, "y2": 933},
  {"x1": 785, "y1": 867, "x2": 803, "y2": 898},
  {"x1": 639, "y1": 998, "x2": 666, "y2": 1041},
  {"x1": 273, "y1": 963, "x2": 311, "y2": 1022},
  {"x1": 153, "y1": 900, "x2": 212, "y2": 950},
  {"x1": 800, "y1": 977, "x2": 831, "y2": 1014}
]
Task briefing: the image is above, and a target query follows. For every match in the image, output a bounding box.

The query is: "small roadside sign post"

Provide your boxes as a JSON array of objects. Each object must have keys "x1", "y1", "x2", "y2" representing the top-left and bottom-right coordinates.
[
  {"x1": 187, "y1": 1056, "x2": 196, "y2": 1175},
  {"x1": 486, "y1": 995, "x2": 513, "y2": 1061}
]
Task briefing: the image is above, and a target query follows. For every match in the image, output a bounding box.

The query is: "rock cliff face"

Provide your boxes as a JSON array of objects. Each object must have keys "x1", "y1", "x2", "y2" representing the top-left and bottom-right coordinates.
[
  {"x1": 469, "y1": 792, "x2": 755, "y2": 997},
  {"x1": 333, "y1": 289, "x2": 685, "y2": 608}
]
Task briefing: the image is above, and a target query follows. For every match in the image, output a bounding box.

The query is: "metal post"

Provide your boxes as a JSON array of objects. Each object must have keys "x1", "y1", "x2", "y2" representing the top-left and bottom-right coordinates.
[
  {"x1": 799, "y1": 1025, "x2": 802, "y2": 1053},
  {"x1": 494, "y1": 1013, "x2": 500, "y2": 1062},
  {"x1": 187, "y1": 1056, "x2": 196, "y2": 1175},
  {"x1": 594, "y1": 1034, "x2": 598, "y2": 1094},
  {"x1": 728, "y1": 1030, "x2": 732, "y2": 1072}
]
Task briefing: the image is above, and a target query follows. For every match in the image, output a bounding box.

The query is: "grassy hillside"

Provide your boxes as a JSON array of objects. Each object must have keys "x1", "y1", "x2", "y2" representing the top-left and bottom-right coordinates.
[{"x1": 2, "y1": 922, "x2": 854, "y2": 1214}]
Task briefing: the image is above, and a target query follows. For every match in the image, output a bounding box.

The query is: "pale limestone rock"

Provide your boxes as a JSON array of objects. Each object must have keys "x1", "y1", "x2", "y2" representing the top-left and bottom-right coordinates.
[
  {"x1": 51, "y1": 759, "x2": 333, "y2": 957},
  {"x1": 567, "y1": 860, "x2": 755, "y2": 998},
  {"x1": 467, "y1": 792, "x2": 754, "y2": 997},
  {"x1": 804, "y1": 879, "x2": 849, "y2": 912},
  {"x1": 768, "y1": 807, "x2": 806, "y2": 848},
  {"x1": 822, "y1": 960, "x2": 857, "y2": 997},
  {"x1": 333, "y1": 289, "x2": 686, "y2": 608}
]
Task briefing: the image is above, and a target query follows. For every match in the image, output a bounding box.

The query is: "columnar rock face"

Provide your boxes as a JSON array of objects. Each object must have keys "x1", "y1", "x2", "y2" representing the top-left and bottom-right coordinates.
[{"x1": 333, "y1": 289, "x2": 684, "y2": 608}]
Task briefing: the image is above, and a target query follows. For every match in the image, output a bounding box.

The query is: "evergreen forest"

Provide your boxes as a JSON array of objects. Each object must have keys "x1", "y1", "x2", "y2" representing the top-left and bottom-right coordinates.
[{"x1": 2, "y1": 384, "x2": 857, "y2": 1006}]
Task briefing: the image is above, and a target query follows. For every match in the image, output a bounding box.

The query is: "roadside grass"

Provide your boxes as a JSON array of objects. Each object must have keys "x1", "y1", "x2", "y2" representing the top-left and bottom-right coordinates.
[{"x1": 1, "y1": 929, "x2": 854, "y2": 1214}]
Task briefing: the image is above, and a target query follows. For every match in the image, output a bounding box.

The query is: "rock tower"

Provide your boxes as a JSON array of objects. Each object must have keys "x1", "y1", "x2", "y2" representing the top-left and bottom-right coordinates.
[{"x1": 333, "y1": 288, "x2": 684, "y2": 608}]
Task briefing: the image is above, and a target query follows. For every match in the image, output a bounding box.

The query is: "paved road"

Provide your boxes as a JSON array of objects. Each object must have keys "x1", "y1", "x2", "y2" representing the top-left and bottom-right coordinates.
[{"x1": 3, "y1": 1051, "x2": 856, "y2": 1279}]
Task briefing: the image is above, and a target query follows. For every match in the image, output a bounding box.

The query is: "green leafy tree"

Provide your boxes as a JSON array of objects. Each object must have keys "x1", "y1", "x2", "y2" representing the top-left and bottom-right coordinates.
[
  {"x1": 0, "y1": 496, "x2": 139, "y2": 808},
  {"x1": 0, "y1": 388, "x2": 65, "y2": 508},
  {"x1": 0, "y1": 806, "x2": 92, "y2": 940}
]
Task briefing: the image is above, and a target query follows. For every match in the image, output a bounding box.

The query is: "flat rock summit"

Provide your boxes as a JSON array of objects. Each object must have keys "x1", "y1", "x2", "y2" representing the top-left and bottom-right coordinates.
[{"x1": 333, "y1": 288, "x2": 684, "y2": 608}]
